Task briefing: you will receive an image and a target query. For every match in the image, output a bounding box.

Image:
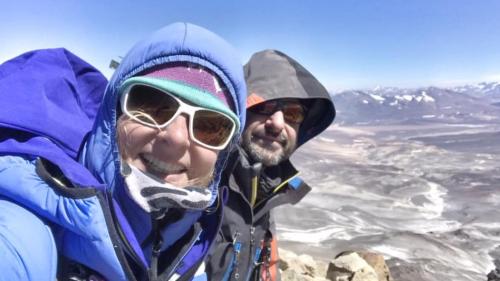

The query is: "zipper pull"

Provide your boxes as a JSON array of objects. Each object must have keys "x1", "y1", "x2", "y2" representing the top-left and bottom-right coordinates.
[
  {"x1": 232, "y1": 231, "x2": 242, "y2": 262},
  {"x1": 232, "y1": 231, "x2": 240, "y2": 244},
  {"x1": 152, "y1": 235, "x2": 163, "y2": 255},
  {"x1": 250, "y1": 227, "x2": 255, "y2": 246},
  {"x1": 231, "y1": 231, "x2": 242, "y2": 280}
]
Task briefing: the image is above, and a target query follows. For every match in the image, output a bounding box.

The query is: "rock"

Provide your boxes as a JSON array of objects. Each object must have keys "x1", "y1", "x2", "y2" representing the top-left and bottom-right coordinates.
[
  {"x1": 386, "y1": 257, "x2": 436, "y2": 281},
  {"x1": 358, "y1": 251, "x2": 393, "y2": 281},
  {"x1": 279, "y1": 248, "x2": 318, "y2": 277},
  {"x1": 281, "y1": 269, "x2": 317, "y2": 281},
  {"x1": 279, "y1": 248, "x2": 330, "y2": 281},
  {"x1": 486, "y1": 258, "x2": 500, "y2": 281},
  {"x1": 326, "y1": 252, "x2": 379, "y2": 281},
  {"x1": 279, "y1": 248, "x2": 298, "y2": 271},
  {"x1": 487, "y1": 269, "x2": 500, "y2": 281},
  {"x1": 279, "y1": 248, "x2": 393, "y2": 281},
  {"x1": 316, "y1": 258, "x2": 329, "y2": 278},
  {"x1": 297, "y1": 254, "x2": 317, "y2": 277},
  {"x1": 487, "y1": 259, "x2": 500, "y2": 281}
]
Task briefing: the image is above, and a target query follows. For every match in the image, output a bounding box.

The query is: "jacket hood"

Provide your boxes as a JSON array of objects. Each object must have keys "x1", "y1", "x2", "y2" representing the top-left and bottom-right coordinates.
[
  {"x1": 244, "y1": 49, "x2": 335, "y2": 147},
  {"x1": 82, "y1": 22, "x2": 246, "y2": 197},
  {"x1": 0, "y1": 48, "x2": 107, "y2": 185}
]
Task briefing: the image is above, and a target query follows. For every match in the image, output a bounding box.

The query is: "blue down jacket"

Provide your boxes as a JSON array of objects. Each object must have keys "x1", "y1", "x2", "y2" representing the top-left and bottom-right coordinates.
[{"x1": 0, "y1": 22, "x2": 246, "y2": 281}]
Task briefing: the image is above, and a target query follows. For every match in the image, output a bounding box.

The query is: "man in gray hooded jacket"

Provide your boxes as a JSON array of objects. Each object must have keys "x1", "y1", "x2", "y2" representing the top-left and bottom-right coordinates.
[{"x1": 206, "y1": 49, "x2": 336, "y2": 281}]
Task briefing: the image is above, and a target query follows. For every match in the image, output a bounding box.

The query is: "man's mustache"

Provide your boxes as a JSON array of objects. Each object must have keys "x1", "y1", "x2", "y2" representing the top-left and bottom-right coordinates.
[{"x1": 263, "y1": 129, "x2": 288, "y2": 146}]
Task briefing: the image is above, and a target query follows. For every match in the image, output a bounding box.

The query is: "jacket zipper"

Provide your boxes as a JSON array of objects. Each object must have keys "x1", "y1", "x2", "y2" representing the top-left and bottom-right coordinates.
[
  {"x1": 148, "y1": 216, "x2": 163, "y2": 281},
  {"x1": 107, "y1": 190, "x2": 148, "y2": 274},
  {"x1": 247, "y1": 164, "x2": 261, "y2": 281},
  {"x1": 253, "y1": 172, "x2": 300, "y2": 211},
  {"x1": 243, "y1": 226, "x2": 257, "y2": 281},
  {"x1": 247, "y1": 164, "x2": 261, "y2": 280},
  {"x1": 165, "y1": 227, "x2": 203, "y2": 280},
  {"x1": 97, "y1": 190, "x2": 138, "y2": 281},
  {"x1": 245, "y1": 170, "x2": 299, "y2": 280}
]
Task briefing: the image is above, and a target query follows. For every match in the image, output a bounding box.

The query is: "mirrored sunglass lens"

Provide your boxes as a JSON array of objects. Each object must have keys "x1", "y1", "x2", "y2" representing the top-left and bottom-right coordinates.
[
  {"x1": 127, "y1": 85, "x2": 179, "y2": 125},
  {"x1": 283, "y1": 104, "x2": 305, "y2": 124},
  {"x1": 193, "y1": 110, "x2": 234, "y2": 147}
]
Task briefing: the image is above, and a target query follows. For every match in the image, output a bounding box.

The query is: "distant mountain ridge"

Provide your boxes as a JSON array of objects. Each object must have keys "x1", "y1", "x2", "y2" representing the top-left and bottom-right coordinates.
[
  {"x1": 332, "y1": 81, "x2": 500, "y2": 125},
  {"x1": 451, "y1": 81, "x2": 500, "y2": 101}
]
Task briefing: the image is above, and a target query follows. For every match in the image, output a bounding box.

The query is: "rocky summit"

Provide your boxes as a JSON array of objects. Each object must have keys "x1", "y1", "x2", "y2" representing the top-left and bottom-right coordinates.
[{"x1": 279, "y1": 249, "x2": 392, "y2": 281}]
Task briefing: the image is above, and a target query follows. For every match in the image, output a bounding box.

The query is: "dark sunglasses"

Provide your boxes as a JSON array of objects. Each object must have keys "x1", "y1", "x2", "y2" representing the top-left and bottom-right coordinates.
[
  {"x1": 248, "y1": 99, "x2": 306, "y2": 124},
  {"x1": 120, "y1": 84, "x2": 236, "y2": 150}
]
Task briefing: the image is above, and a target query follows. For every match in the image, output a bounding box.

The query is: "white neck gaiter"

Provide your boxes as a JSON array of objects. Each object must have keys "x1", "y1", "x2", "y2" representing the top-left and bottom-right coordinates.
[{"x1": 120, "y1": 162, "x2": 212, "y2": 213}]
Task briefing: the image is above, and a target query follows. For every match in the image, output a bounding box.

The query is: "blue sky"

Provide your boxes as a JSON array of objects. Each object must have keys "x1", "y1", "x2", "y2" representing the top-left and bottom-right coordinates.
[{"x1": 1, "y1": 1, "x2": 500, "y2": 91}]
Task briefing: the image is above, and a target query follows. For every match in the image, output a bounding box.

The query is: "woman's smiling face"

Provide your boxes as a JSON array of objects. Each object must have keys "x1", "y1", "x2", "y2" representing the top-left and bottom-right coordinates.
[{"x1": 117, "y1": 112, "x2": 218, "y2": 187}]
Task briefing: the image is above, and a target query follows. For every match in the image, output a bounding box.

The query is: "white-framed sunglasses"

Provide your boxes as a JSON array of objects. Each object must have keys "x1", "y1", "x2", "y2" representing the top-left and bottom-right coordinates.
[{"x1": 120, "y1": 83, "x2": 236, "y2": 151}]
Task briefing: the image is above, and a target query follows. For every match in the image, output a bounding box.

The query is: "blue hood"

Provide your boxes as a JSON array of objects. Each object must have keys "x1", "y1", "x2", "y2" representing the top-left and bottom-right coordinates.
[
  {"x1": 82, "y1": 22, "x2": 246, "y2": 195},
  {"x1": 80, "y1": 22, "x2": 247, "y2": 263},
  {"x1": 0, "y1": 48, "x2": 107, "y2": 186}
]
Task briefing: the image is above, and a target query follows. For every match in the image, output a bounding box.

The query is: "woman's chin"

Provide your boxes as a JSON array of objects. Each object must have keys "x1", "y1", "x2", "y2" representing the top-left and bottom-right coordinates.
[{"x1": 162, "y1": 173, "x2": 189, "y2": 187}]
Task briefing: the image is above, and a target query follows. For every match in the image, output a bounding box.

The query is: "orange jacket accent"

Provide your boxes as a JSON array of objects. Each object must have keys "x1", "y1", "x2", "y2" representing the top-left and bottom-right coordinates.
[
  {"x1": 261, "y1": 237, "x2": 279, "y2": 281},
  {"x1": 246, "y1": 93, "x2": 265, "y2": 108}
]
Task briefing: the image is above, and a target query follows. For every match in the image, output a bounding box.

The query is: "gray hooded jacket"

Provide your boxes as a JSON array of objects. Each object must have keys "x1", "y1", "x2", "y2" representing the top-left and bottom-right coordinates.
[{"x1": 206, "y1": 50, "x2": 335, "y2": 281}]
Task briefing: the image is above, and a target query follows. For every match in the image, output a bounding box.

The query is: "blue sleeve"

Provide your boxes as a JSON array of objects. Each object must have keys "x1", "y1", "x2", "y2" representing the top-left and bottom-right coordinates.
[{"x1": 0, "y1": 198, "x2": 58, "y2": 281}]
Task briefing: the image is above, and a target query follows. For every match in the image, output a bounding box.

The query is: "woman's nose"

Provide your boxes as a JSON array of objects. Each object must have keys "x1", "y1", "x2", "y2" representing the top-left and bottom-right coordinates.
[
  {"x1": 157, "y1": 114, "x2": 190, "y2": 149},
  {"x1": 265, "y1": 110, "x2": 286, "y2": 133}
]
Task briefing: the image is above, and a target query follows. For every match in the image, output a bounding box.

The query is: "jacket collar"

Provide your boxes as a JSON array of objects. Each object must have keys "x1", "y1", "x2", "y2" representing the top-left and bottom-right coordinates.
[{"x1": 227, "y1": 146, "x2": 302, "y2": 203}]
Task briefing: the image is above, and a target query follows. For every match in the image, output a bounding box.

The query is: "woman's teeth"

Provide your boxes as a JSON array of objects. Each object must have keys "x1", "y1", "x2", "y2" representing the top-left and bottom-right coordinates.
[{"x1": 141, "y1": 154, "x2": 184, "y2": 175}]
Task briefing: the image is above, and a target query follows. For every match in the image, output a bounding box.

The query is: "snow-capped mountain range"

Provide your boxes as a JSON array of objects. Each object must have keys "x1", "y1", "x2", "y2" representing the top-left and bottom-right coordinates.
[
  {"x1": 332, "y1": 81, "x2": 500, "y2": 125},
  {"x1": 450, "y1": 81, "x2": 500, "y2": 101}
]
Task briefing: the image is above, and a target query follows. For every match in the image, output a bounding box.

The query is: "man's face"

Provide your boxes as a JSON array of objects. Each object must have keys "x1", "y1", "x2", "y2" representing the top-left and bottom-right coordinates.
[{"x1": 241, "y1": 99, "x2": 305, "y2": 166}]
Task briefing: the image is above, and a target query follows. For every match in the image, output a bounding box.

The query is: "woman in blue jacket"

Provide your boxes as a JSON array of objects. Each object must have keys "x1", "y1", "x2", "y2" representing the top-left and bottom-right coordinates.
[{"x1": 0, "y1": 22, "x2": 246, "y2": 281}]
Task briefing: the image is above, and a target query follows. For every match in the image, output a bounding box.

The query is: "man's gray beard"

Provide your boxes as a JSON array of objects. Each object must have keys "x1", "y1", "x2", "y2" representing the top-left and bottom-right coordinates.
[{"x1": 242, "y1": 134, "x2": 295, "y2": 166}]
